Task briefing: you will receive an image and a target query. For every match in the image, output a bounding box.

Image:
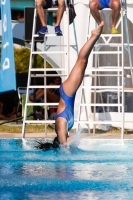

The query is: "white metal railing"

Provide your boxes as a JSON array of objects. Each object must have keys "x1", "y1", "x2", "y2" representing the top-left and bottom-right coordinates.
[
  {"x1": 77, "y1": 0, "x2": 132, "y2": 139},
  {"x1": 22, "y1": 0, "x2": 78, "y2": 137}
]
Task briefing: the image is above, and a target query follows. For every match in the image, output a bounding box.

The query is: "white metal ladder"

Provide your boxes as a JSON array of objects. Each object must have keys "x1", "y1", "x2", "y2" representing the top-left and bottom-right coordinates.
[
  {"x1": 77, "y1": 0, "x2": 132, "y2": 139},
  {"x1": 22, "y1": 0, "x2": 78, "y2": 137}
]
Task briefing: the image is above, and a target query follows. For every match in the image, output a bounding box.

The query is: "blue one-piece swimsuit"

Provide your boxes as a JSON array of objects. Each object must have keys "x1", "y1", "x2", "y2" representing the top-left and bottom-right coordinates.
[
  {"x1": 55, "y1": 84, "x2": 76, "y2": 132},
  {"x1": 99, "y1": 0, "x2": 110, "y2": 9}
]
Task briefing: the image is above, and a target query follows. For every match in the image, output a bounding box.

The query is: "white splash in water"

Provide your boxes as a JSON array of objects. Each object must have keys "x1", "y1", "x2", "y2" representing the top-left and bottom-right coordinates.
[
  {"x1": 22, "y1": 138, "x2": 33, "y2": 150},
  {"x1": 67, "y1": 128, "x2": 82, "y2": 148}
]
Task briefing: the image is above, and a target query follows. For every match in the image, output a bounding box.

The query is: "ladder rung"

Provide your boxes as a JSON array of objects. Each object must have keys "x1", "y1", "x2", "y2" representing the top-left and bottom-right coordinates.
[
  {"x1": 46, "y1": 7, "x2": 58, "y2": 11},
  {"x1": 124, "y1": 66, "x2": 133, "y2": 69},
  {"x1": 28, "y1": 86, "x2": 59, "y2": 89},
  {"x1": 85, "y1": 68, "x2": 122, "y2": 72},
  {"x1": 100, "y1": 34, "x2": 122, "y2": 37},
  {"x1": 80, "y1": 103, "x2": 122, "y2": 106},
  {"x1": 95, "y1": 43, "x2": 130, "y2": 47},
  {"x1": 31, "y1": 74, "x2": 67, "y2": 77},
  {"x1": 90, "y1": 89, "x2": 124, "y2": 92},
  {"x1": 77, "y1": 121, "x2": 123, "y2": 124},
  {"x1": 30, "y1": 69, "x2": 67, "y2": 72},
  {"x1": 87, "y1": 34, "x2": 122, "y2": 38},
  {"x1": 92, "y1": 51, "x2": 122, "y2": 54},
  {"x1": 29, "y1": 85, "x2": 60, "y2": 89},
  {"x1": 90, "y1": 66, "x2": 122, "y2": 68},
  {"x1": 31, "y1": 51, "x2": 67, "y2": 54},
  {"x1": 33, "y1": 34, "x2": 67, "y2": 37},
  {"x1": 27, "y1": 103, "x2": 58, "y2": 106},
  {"x1": 86, "y1": 68, "x2": 132, "y2": 72},
  {"x1": 45, "y1": 6, "x2": 68, "y2": 11},
  {"x1": 82, "y1": 86, "x2": 123, "y2": 89},
  {"x1": 45, "y1": 7, "x2": 67, "y2": 12},
  {"x1": 45, "y1": 7, "x2": 67, "y2": 11},
  {"x1": 23, "y1": 120, "x2": 125, "y2": 125},
  {"x1": 85, "y1": 74, "x2": 122, "y2": 77},
  {"x1": 24, "y1": 120, "x2": 55, "y2": 124}
]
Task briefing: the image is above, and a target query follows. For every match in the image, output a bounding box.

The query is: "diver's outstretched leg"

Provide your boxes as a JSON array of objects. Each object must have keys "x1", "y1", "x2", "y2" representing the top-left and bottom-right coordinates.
[
  {"x1": 56, "y1": 21, "x2": 104, "y2": 144},
  {"x1": 63, "y1": 21, "x2": 104, "y2": 96}
]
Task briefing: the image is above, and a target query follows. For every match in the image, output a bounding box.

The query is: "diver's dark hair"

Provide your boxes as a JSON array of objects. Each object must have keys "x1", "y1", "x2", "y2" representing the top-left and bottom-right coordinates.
[{"x1": 35, "y1": 137, "x2": 60, "y2": 151}]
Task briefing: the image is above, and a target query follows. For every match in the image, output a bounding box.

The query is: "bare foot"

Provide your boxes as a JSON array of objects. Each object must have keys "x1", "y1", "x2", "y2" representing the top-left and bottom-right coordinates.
[{"x1": 91, "y1": 21, "x2": 104, "y2": 38}]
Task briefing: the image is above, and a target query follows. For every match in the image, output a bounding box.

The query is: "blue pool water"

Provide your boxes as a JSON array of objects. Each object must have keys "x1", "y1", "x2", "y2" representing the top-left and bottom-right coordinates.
[{"x1": 0, "y1": 139, "x2": 133, "y2": 200}]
